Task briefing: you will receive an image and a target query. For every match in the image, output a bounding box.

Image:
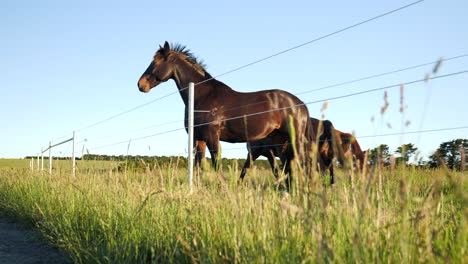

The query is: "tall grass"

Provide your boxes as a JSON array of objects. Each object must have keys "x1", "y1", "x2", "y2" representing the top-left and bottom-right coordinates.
[{"x1": 0, "y1": 159, "x2": 466, "y2": 263}]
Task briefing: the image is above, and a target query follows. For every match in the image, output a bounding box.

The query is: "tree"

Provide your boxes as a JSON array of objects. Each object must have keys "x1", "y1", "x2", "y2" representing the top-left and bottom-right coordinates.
[
  {"x1": 395, "y1": 143, "x2": 418, "y2": 165},
  {"x1": 428, "y1": 139, "x2": 468, "y2": 170},
  {"x1": 368, "y1": 144, "x2": 391, "y2": 166}
]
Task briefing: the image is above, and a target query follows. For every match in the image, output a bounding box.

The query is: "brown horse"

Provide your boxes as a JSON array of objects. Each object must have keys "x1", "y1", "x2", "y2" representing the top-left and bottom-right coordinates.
[
  {"x1": 138, "y1": 42, "x2": 314, "y2": 187},
  {"x1": 333, "y1": 130, "x2": 365, "y2": 171},
  {"x1": 317, "y1": 128, "x2": 365, "y2": 183},
  {"x1": 240, "y1": 117, "x2": 365, "y2": 184}
]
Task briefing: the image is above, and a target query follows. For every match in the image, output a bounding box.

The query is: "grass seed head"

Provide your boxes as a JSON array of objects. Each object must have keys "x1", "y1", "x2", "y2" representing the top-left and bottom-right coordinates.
[
  {"x1": 400, "y1": 84, "x2": 405, "y2": 113},
  {"x1": 424, "y1": 73, "x2": 431, "y2": 83},
  {"x1": 433, "y1": 57, "x2": 444, "y2": 74},
  {"x1": 321, "y1": 100, "x2": 329, "y2": 112},
  {"x1": 381, "y1": 91, "x2": 390, "y2": 115}
]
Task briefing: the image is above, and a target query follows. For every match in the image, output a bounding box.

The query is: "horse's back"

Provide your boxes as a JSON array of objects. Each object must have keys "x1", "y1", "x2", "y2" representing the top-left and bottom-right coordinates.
[
  {"x1": 218, "y1": 88, "x2": 310, "y2": 143},
  {"x1": 232, "y1": 89, "x2": 307, "y2": 109}
]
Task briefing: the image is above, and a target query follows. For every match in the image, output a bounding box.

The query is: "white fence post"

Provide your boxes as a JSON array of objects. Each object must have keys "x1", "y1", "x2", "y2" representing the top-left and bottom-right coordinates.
[
  {"x1": 188, "y1": 82, "x2": 194, "y2": 192},
  {"x1": 49, "y1": 141, "x2": 52, "y2": 175},
  {"x1": 42, "y1": 133, "x2": 75, "y2": 177},
  {"x1": 41, "y1": 149, "x2": 44, "y2": 171},
  {"x1": 72, "y1": 130, "x2": 76, "y2": 178}
]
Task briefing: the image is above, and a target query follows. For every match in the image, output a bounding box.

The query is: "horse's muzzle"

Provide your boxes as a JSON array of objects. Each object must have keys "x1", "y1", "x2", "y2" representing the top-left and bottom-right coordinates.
[
  {"x1": 138, "y1": 84, "x2": 150, "y2": 93},
  {"x1": 138, "y1": 78, "x2": 151, "y2": 93},
  {"x1": 138, "y1": 75, "x2": 160, "y2": 93}
]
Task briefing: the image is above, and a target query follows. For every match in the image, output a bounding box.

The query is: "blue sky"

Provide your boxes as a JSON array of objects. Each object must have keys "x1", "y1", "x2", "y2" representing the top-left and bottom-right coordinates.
[{"x1": 1, "y1": 0, "x2": 467, "y2": 161}]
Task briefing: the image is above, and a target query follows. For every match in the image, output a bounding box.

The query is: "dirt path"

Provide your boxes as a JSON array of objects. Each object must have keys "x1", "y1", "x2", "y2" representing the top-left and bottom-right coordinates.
[{"x1": 0, "y1": 218, "x2": 71, "y2": 264}]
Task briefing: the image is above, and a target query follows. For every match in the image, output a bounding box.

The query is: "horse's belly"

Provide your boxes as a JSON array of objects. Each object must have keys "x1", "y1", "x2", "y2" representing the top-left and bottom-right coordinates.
[{"x1": 220, "y1": 125, "x2": 276, "y2": 143}]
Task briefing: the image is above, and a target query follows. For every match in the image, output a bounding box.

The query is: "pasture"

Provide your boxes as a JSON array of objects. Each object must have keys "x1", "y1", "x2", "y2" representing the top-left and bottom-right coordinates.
[{"x1": 0, "y1": 158, "x2": 466, "y2": 263}]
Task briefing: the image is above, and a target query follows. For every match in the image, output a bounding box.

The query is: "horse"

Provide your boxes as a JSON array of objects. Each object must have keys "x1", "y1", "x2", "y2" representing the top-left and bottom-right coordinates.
[
  {"x1": 317, "y1": 126, "x2": 365, "y2": 183},
  {"x1": 240, "y1": 117, "x2": 364, "y2": 184},
  {"x1": 333, "y1": 130, "x2": 365, "y2": 171},
  {"x1": 240, "y1": 118, "x2": 333, "y2": 183},
  {"x1": 138, "y1": 41, "x2": 314, "y2": 188}
]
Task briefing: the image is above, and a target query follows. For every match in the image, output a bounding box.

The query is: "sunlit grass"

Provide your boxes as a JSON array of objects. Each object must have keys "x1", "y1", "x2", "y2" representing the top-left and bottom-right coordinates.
[
  {"x1": 0, "y1": 159, "x2": 466, "y2": 263},
  {"x1": 0, "y1": 158, "x2": 31, "y2": 168}
]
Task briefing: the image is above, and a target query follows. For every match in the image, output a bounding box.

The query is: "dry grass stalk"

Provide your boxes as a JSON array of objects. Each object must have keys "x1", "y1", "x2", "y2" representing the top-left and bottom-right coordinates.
[
  {"x1": 320, "y1": 100, "x2": 329, "y2": 112},
  {"x1": 400, "y1": 84, "x2": 405, "y2": 113},
  {"x1": 424, "y1": 73, "x2": 431, "y2": 83},
  {"x1": 433, "y1": 57, "x2": 444, "y2": 74},
  {"x1": 280, "y1": 200, "x2": 304, "y2": 215},
  {"x1": 381, "y1": 91, "x2": 390, "y2": 115}
]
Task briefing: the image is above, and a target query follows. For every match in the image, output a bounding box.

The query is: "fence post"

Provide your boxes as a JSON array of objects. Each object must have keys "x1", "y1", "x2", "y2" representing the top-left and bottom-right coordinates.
[
  {"x1": 72, "y1": 130, "x2": 76, "y2": 178},
  {"x1": 36, "y1": 153, "x2": 39, "y2": 171},
  {"x1": 30, "y1": 158, "x2": 34, "y2": 171},
  {"x1": 41, "y1": 149, "x2": 44, "y2": 171},
  {"x1": 187, "y1": 82, "x2": 194, "y2": 192},
  {"x1": 49, "y1": 141, "x2": 52, "y2": 175}
]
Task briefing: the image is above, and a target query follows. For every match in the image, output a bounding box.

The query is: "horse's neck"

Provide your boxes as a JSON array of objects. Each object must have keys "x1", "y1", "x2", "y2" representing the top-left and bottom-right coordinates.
[
  {"x1": 172, "y1": 61, "x2": 235, "y2": 105},
  {"x1": 171, "y1": 61, "x2": 208, "y2": 105}
]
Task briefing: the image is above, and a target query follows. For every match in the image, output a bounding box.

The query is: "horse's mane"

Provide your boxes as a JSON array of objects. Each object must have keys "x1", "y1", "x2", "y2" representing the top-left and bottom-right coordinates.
[{"x1": 168, "y1": 43, "x2": 211, "y2": 78}]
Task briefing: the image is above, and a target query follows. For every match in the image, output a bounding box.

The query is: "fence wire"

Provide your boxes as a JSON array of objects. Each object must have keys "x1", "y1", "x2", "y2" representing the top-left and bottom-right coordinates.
[
  {"x1": 50, "y1": 0, "x2": 426, "y2": 144},
  {"x1": 83, "y1": 70, "x2": 467, "y2": 152}
]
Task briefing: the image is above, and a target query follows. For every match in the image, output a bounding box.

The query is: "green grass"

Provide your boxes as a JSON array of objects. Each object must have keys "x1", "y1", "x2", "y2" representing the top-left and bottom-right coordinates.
[
  {"x1": 0, "y1": 158, "x2": 31, "y2": 168},
  {"x1": 0, "y1": 160, "x2": 466, "y2": 263}
]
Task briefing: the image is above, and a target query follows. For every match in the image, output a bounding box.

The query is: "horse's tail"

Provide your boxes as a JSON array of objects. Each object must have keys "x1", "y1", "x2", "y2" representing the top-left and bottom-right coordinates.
[
  {"x1": 321, "y1": 120, "x2": 334, "y2": 142},
  {"x1": 318, "y1": 120, "x2": 336, "y2": 158},
  {"x1": 315, "y1": 120, "x2": 336, "y2": 184}
]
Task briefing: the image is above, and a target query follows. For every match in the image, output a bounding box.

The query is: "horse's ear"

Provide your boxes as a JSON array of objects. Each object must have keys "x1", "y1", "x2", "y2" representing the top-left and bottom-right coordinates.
[{"x1": 159, "y1": 42, "x2": 170, "y2": 59}]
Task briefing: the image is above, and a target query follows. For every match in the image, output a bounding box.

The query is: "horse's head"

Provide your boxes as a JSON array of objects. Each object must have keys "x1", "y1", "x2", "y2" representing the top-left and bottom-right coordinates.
[{"x1": 138, "y1": 41, "x2": 174, "y2": 93}]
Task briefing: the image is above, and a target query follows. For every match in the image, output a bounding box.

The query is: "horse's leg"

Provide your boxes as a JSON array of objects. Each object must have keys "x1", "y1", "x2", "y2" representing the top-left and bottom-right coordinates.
[
  {"x1": 239, "y1": 153, "x2": 251, "y2": 181},
  {"x1": 195, "y1": 140, "x2": 206, "y2": 167},
  {"x1": 322, "y1": 157, "x2": 334, "y2": 185},
  {"x1": 329, "y1": 163, "x2": 335, "y2": 185},
  {"x1": 273, "y1": 141, "x2": 293, "y2": 191},
  {"x1": 239, "y1": 149, "x2": 261, "y2": 181},
  {"x1": 195, "y1": 140, "x2": 206, "y2": 183},
  {"x1": 266, "y1": 150, "x2": 280, "y2": 179},
  {"x1": 280, "y1": 116, "x2": 308, "y2": 190},
  {"x1": 206, "y1": 135, "x2": 221, "y2": 171},
  {"x1": 283, "y1": 157, "x2": 292, "y2": 191},
  {"x1": 280, "y1": 144, "x2": 294, "y2": 191}
]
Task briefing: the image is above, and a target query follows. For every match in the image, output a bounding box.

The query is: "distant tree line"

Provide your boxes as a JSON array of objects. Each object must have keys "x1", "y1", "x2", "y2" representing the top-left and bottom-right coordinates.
[
  {"x1": 79, "y1": 154, "x2": 269, "y2": 172},
  {"x1": 427, "y1": 139, "x2": 468, "y2": 169},
  {"x1": 367, "y1": 138, "x2": 467, "y2": 170},
  {"x1": 82, "y1": 154, "x2": 174, "y2": 162},
  {"x1": 25, "y1": 138, "x2": 467, "y2": 171},
  {"x1": 24, "y1": 156, "x2": 82, "y2": 160}
]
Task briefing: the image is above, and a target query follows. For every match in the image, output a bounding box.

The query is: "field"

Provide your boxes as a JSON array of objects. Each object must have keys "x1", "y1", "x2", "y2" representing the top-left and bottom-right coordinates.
[
  {"x1": 0, "y1": 158, "x2": 466, "y2": 263},
  {"x1": 0, "y1": 158, "x2": 116, "y2": 170}
]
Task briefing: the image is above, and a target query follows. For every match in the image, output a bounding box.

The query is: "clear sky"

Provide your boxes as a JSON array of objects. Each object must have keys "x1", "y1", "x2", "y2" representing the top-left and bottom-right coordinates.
[{"x1": 1, "y1": 0, "x2": 467, "y2": 162}]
